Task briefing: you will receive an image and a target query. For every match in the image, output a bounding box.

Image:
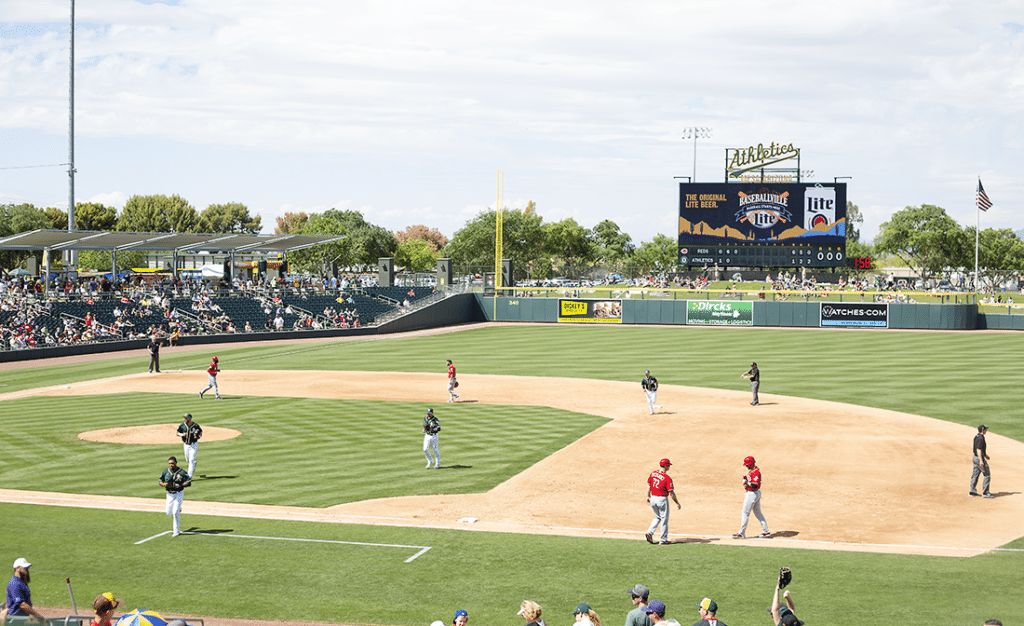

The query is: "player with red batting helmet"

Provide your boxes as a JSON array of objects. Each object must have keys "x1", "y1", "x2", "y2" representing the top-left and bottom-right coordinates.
[{"x1": 733, "y1": 455, "x2": 771, "y2": 539}]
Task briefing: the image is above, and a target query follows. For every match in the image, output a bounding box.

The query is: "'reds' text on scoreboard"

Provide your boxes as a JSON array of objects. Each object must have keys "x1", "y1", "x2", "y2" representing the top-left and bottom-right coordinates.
[{"x1": 678, "y1": 182, "x2": 847, "y2": 268}]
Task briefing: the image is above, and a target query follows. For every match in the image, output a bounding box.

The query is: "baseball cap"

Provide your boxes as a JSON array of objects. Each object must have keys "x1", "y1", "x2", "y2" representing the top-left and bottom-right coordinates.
[
  {"x1": 93, "y1": 593, "x2": 124, "y2": 613},
  {"x1": 780, "y1": 614, "x2": 804, "y2": 626},
  {"x1": 659, "y1": 458, "x2": 672, "y2": 467},
  {"x1": 751, "y1": 362, "x2": 757, "y2": 367},
  {"x1": 427, "y1": 408, "x2": 434, "y2": 414},
  {"x1": 573, "y1": 603, "x2": 592, "y2": 615},
  {"x1": 979, "y1": 424, "x2": 988, "y2": 431},
  {"x1": 212, "y1": 356, "x2": 218, "y2": 361},
  {"x1": 454, "y1": 610, "x2": 468, "y2": 620},
  {"x1": 696, "y1": 598, "x2": 718, "y2": 613},
  {"x1": 12, "y1": 558, "x2": 30, "y2": 569},
  {"x1": 743, "y1": 456, "x2": 755, "y2": 466},
  {"x1": 642, "y1": 600, "x2": 666, "y2": 615},
  {"x1": 628, "y1": 584, "x2": 650, "y2": 598},
  {"x1": 645, "y1": 370, "x2": 650, "y2": 375},
  {"x1": 184, "y1": 413, "x2": 193, "y2": 420},
  {"x1": 431, "y1": 622, "x2": 446, "y2": 626}
]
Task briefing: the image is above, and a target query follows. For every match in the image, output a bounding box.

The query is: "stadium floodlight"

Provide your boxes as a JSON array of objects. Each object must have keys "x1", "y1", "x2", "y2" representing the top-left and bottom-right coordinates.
[{"x1": 682, "y1": 127, "x2": 713, "y2": 181}]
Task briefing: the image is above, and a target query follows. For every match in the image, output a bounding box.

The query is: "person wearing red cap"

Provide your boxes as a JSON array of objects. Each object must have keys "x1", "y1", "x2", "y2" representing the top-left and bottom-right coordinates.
[
  {"x1": 733, "y1": 456, "x2": 770, "y2": 539},
  {"x1": 645, "y1": 458, "x2": 680, "y2": 545},
  {"x1": 199, "y1": 356, "x2": 221, "y2": 400}
]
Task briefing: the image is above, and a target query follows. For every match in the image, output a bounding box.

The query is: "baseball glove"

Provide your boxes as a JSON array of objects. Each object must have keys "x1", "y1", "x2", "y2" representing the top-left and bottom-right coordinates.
[
  {"x1": 778, "y1": 566, "x2": 792, "y2": 589},
  {"x1": 453, "y1": 381, "x2": 459, "y2": 388}
]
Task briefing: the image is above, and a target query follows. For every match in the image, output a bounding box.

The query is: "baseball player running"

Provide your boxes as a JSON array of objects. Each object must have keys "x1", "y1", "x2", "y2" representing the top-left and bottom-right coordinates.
[
  {"x1": 423, "y1": 407, "x2": 441, "y2": 469},
  {"x1": 176, "y1": 413, "x2": 203, "y2": 478},
  {"x1": 642, "y1": 370, "x2": 660, "y2": 414},
  {"x1": 199, "y1": 356, "x2": 221, "y2": 400},
  {"x1": 159, "y1": 456, "x2": 192, "y2": 537},
  {"x1": 733, "y1": 456, "x2": 770, "y2": 538},
  {"x1": 741, "y1": 362, "x2": 759, "y2": 405},
  {"x1": 447, "y1": 359, "x2": 460, "y2": 403},
  {"x1": 645, "y1": 458, "x2": 681, "y2": 545}
]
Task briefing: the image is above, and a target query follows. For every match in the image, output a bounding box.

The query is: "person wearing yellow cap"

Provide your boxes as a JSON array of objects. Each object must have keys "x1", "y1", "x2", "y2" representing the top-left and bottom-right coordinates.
[
  {"x1": 90, "y1": 592, "x2": 123, "y2": 626},
  {"x1": 693, "y1": 597, "x2": 725, "y2": 626}
]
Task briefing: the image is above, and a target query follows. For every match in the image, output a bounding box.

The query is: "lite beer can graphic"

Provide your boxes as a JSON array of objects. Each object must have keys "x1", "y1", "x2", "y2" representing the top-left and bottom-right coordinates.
[{"x1": 804, "y1": 186, "x2": 836, "y2": 230}]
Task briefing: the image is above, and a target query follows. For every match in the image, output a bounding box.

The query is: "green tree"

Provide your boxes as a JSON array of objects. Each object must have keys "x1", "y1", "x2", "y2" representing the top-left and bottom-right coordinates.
[
  {"x1": 444, "y1": 206, "x2": 546, "y2": 280},
  {"x1": 875, "y1": 205, "x2": 963, "y2": 280},
  {"x1": 77, "y1": 249, "x2": 146, "y2": 272},
  {"x1": 198, "y1": 202, "x2": 262, "y2": 234},
  {"x1": 846, "y1": 201, "x2": 863, "y2": 243},
  {"x1": 962, "y1": 227, "x2": 1024, "y2": 291},
  {"x1": 75, "y1": 202, "x2": 118, "y2": 231},
  {"x1": 544, "y1": 218, "x2": 596, "y2": 278},
  {"x1": 289, "y1": 214, "x2": 352, "y2": 275},
  {"x1": 312, "y1": 209, "x2": 398, "y2": 269},
  {"x1": 0, "y1": 203, "x2": 50, "y2": 269},
  {"x1": 629, "y1": 234, "x2": 677, "y2": 273},
  {"x1": 590, "y1": 219, "x2": 634, "y2": 271},
  {"x1": 396, "y1": 238, "x2": 439, "y2": 272},
  {"x1": 42, "y1": 206, "x2": 68, "y2": 230},
  {"x1": 117, "y1": 194, "x2": 198, "y2": 233}
]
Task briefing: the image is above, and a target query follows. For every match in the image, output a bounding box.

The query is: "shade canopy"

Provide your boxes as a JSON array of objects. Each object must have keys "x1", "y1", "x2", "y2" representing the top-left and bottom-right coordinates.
[{"x1": 0, "y1": 229, "x2": 344, "y2": 254}]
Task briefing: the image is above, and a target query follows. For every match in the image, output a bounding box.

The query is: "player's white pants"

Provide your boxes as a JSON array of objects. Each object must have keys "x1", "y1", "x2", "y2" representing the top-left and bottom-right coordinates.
[
  {"x1": 183, "y1": 442, "x2": 198, "y2": 478},
  {"x1": 645, "y1": 389, "x2": 657, "y2": 413},
  {"x1": 424, "y1": 433, "x2": 440, "y2": 468},
  {"x1": 739, "y1": 489, "x2": 769, "y2": 536},
  {"x1": 448, "y1": 378, "x2": 460, "y2": 402},
  {"x1": 647, "y1": 495, "x2": 670, "y2": 543},
  {"x1": 201, "y1": 374, "x2": 219, "y2": 398},
  {"x1": 750, "y1": 380, "x2": 759, "y2": 404},
  {"x1": 166, "y1": 490, "x2": 184, "y2": 535}
]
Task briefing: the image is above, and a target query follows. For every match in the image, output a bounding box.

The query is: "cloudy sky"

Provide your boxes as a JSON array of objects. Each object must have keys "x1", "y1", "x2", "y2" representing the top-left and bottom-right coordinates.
[{"x1": 1, "y1": 0, "x2": 1021, "y2": 246}]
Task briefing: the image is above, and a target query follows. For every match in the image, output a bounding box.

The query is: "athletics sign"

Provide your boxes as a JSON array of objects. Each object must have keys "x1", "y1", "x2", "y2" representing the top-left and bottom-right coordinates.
[
  {"x1": 686, "y1": 300, "x2": 753, "y2": 326},
  {"x1": 820, "y1": 302, "x2": 888, "y2": 328}
]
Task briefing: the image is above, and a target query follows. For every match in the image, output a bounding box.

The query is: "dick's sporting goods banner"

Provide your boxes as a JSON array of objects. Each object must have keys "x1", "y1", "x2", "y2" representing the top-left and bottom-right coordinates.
[
  {"x1": 557, "y1": 299, "x2": 622, "y2": 323},
  {"x1": 686, "y1": 300, "x2": 753, "y2": 326},
  {"x1": 820, "y1": 302, "x2": 888, "y2": 327}
]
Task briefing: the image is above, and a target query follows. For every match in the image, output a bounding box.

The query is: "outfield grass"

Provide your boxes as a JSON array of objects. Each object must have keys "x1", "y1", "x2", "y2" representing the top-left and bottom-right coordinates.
[{"x1": 3, "y1": 324, "x2": 1023, "y2": 626}]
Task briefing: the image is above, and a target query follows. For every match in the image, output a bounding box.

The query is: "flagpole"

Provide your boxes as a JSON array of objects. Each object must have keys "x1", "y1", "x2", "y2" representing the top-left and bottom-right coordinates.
[{"x1": 975, "y1": 185, "x2": 979, "y2": 294}]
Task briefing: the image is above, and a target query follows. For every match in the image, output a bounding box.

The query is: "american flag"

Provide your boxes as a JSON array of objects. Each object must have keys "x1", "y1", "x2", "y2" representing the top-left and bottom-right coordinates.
[{"x1": 977, "y1": 178, "x2": 993, "y2": 212}]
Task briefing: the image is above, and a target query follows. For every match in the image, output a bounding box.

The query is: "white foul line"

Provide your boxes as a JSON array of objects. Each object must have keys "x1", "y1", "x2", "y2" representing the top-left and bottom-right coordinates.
[{"x1": 136, "y1": 530, "x2": 432, "y2": 562}]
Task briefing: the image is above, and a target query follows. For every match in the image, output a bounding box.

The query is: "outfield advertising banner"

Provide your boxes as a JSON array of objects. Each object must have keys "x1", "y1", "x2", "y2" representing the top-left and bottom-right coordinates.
[
  {"x1": 557, "y1": 299, "x2": 622, "y2": 323},
  {"x1": 820, "y1": 302, "x2": 888, "y2": 327},
  {"x1": 686, "y1": 300, "x2": 753, "y2": 326}
]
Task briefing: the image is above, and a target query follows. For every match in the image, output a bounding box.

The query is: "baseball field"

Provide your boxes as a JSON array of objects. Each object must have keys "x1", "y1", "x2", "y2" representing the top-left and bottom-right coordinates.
[{"x1": 2, "y1": 323, "x2": 1023, "y2": 626}]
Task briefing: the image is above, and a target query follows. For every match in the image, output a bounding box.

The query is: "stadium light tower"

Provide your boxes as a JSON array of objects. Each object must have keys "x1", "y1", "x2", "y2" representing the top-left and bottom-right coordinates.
[{"x1": 681, "y1": 127, "x2": 712, "y2": 182}]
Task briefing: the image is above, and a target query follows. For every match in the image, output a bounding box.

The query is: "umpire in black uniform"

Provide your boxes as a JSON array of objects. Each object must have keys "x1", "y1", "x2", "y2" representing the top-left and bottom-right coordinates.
[
  {"x1": 970, "y1": 425, "x2": 993, "y2": 498},
  {"x1": 742, "y1": 362, "x2": 759, "y2": 406},
  {"x1": 148, "y1": 334, "x2": 163, "y2": 373}
]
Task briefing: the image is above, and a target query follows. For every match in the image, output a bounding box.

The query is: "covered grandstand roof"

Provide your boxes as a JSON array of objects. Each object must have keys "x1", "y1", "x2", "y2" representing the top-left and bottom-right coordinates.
[{"x1": 0, "y1": 229, "x2": 345, "y2": 253}]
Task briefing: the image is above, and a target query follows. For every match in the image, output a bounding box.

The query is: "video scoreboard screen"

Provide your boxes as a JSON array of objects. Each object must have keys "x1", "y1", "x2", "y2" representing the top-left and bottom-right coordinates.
[{"x1": 678, "y1": 182, "x2": 847, "y2": 268}]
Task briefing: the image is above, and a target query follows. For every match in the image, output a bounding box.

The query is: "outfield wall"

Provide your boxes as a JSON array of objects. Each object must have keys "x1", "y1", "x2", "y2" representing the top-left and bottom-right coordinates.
[{"x1": 478, "y1": 296, "x2": 981, "y2": 330}]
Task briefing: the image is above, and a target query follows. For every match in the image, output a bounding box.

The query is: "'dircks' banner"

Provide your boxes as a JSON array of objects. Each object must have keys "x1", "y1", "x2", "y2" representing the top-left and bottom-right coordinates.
[
  {"x1": 557, "y1": 299, "x2": 622, "y2": 323},
  {"x1": 686, "y1": 300, "x2": 754, "y2": 326}
]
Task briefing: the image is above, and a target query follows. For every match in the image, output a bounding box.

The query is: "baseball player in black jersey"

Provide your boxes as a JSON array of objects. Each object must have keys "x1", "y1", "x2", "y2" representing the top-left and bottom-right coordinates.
[
  {"x1": 970, "y1": 424, "x2": 993, "y2": 498},
  {"x1": 159, "y1": 456, "x2": 192, "y2": 537},
  {"x1": 423, "y1": 408, "x2": 441, "y2": 469},
  {"x1": 177, "y1": 413, "x2": 203, "y2": 478},
  {"x1": 642, "y1": 370, "x2": 660, "y2": 414}
]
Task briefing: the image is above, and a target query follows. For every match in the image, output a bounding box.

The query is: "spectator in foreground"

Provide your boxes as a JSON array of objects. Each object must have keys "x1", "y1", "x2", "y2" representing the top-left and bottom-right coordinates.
[
  {"x1": 692, "y1": 598, "x2": 725, "y2": 626},
  {"x1": 573, "y1": 603, "x2": 601, "y2": 626},
  {"x1": 625, "y1": 584, "x2": 652, "y2": 626},
  {"x1": 5, "y1": 558, "x2": 45, "y2": 623},
  {"x1": 769, "y1": 583, "x2": 802, "y2": 626},
  {"x1": 518, "y1": 600, "x2": 545, "y2": 626},
  {"x1": 641, "y1": 600, "x2": 679, "y2": 626},
  {"x1": 453, "y1": 609, "x2": 468, "y2": 626},
  {"x1": 90, "y1": 592, "x2": 123, "y2": 626}
]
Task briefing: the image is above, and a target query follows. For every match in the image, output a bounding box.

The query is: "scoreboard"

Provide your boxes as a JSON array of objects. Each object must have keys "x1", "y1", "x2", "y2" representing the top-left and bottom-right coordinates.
[{"x1": 678, "y1": 182, "x2": 847, "y2": 268}]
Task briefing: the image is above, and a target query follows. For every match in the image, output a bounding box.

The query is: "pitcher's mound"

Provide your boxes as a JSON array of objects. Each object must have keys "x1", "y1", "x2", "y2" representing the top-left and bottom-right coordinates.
[{"x1": 79, "y1": 424, "x2": 242, "y2": 445}]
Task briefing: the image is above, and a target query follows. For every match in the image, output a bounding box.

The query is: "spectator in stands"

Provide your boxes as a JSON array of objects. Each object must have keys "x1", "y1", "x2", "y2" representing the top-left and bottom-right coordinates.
[
  {"x1": 625, "y1": 585, "x2": 652, "y2": 626},
  {"x1": 6, "y1": 557, "x2": 46, "y2": 623},
  {"x1": 452, "y1": 609, "x2": 468, "y2": 626},
  {"x1": 90, "y1": 592, "x2": 123, "y2": 626},
  {"x1": 518, "y1": 601, "x2": 545, "y2": 626},
  {"x1": 573, "y1": 603, "x2": 601, "y2": 626},
  {"x1": 274, "y1": 314, "x2": 284, "y2": 331},
  {"x1": 769, "y1": 583, "x2": 801, "y2": 626}
]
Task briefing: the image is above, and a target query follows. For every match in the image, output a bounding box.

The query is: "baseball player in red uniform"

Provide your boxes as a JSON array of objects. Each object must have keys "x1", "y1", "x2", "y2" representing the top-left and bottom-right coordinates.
[
  {"x1": 733, "y1": 455, "x2": 770, "y2": 538},
  {"x1": 645, "y1": 458, "x2": 681, "y2": 545},
  {"x1": 446, "y1": 359, "x2": 460, "y2": 403},
  {"x1": 199, "y1": 356, "x2": 221, "y2": 400}
]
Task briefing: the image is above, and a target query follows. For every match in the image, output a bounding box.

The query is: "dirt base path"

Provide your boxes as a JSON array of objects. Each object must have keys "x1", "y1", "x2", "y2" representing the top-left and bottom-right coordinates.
[{"x1": 3, "y1": 368, "x2": 1021, "y2": 557}]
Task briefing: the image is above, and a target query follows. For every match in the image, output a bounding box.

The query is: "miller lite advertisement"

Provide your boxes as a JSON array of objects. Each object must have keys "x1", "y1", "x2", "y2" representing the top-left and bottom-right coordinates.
[{"x1": 678, "y1": 182, "x2": 846, "y2": 248}]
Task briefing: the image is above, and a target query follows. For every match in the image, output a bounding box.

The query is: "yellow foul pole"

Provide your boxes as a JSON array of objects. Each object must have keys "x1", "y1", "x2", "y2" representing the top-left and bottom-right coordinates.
[{"x1": 494, "y1": 170, "x2": 503, "y2": 320}]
